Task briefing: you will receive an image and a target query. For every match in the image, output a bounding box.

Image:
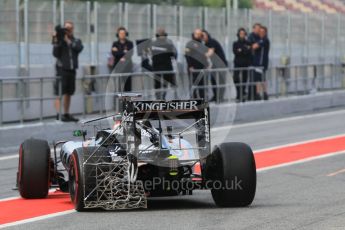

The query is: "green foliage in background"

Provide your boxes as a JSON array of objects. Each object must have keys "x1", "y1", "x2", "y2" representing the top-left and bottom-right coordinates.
[
  {"x1": 179, "y1": 0, "x2": 225, "y2": 7},
  {"x1": 77, "y1": 0, "x2": 252, "y2": 8},
  {"x1": 238, "y1": 0, "x2": 252, "y2": 8}
]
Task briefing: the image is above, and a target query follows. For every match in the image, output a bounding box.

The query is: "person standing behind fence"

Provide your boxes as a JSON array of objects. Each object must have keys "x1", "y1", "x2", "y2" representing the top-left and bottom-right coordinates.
[
  {"x1": 185, "y1": 29, "x2": 209, "y2": 99},
  {"x1": 52, "y1": 20, "x2": 83, "y2": 122},
  {"x1": 202, "y1": 30, "x2": 228, "y2": 103},
  {"x1": 252, "y1": 23, "x2": 269, "y2": 100},
  {"x1": 233, "y1": 28, "x2": 252, "y2": 102},
  {"x1": 248, "y1": 23, "x2": 262, "y2": 100},
  {"x1": 251, "y1": 25, "x2": 270, "y2": 101},
  {"x1": 248, "y1": 23, "x2": 262, "y2": 45},
  {"x1": 258, "y1": 26, "x2": 270, "y2": 100},
  {"x1": 111, "y1": 27, "x2": 133, "y2": 92},
  {"x1": 151, "y1": 28, "x2": 177, "y2": 100}
]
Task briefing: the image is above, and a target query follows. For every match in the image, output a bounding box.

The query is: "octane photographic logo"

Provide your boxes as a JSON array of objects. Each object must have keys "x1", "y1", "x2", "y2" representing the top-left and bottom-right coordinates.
[
  {"x1": 140, "y1": 176, "x2": 243, "y2": 192},
  {"x1": 104, "y1": 35, "x2": 238, "y2": 167}
]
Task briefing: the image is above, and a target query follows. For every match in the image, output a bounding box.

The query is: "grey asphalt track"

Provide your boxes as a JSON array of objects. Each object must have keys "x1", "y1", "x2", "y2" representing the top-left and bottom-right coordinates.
[{"x1": 1, "y1": 108, "x2": 345, "y2": 229}]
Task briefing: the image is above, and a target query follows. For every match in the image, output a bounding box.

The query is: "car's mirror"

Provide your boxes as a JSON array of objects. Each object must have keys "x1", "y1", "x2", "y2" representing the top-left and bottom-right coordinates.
[{"x1": 73, "y1": 130, "x2": 87, "y2": 138}]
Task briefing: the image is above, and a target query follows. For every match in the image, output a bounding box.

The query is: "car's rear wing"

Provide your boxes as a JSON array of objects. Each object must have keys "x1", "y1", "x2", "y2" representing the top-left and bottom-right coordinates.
[{"x1": 124, "y1": 99, "x2": 208, "y2": 119}]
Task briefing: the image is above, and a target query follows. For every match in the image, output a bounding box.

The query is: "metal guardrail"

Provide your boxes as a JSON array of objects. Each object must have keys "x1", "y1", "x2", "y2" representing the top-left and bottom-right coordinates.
[
  {"x1": 190, "y1": 67, "x2": 261, "y2": 102},
  {"x1": 272, "y1": 62, "x2": 344, "y2": 95},
  {"x1": 0, "y1": 63, "x2": 344, "y2": 124},
  {"x1": 0, "y1": 76, "x2": 62, "y2": 125}
]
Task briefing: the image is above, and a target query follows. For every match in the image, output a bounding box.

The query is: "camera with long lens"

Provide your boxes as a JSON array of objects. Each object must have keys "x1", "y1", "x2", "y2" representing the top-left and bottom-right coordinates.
[{"x1": 53, "y1": 25, "x2": 66, "y2": 43}]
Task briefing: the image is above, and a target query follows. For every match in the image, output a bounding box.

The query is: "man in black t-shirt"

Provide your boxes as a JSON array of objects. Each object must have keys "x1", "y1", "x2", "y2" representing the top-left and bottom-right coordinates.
[
  {"x1": 247, "y1": 23, "x2": 262, "y2": 100},
  {"x1": 202, "y1": 30, "x2": 228, "y2": 102},
  {"x1": 151, "y1": 28, "x2": 177, "y2": 99},
  {"x1": 233, "y1": 28, "x2": 252, "y2": 102},
  {"x1": 185, "y1": 29, "x2": 209, "y2": 99},
  {"x1": 111, "y1": 27, "x2": 134, "y2": 92}
]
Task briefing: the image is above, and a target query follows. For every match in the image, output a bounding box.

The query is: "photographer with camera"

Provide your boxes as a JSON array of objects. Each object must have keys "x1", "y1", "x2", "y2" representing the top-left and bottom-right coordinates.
[{"x1": 52, "y1": 20, "x2": 83, "y2": 122}]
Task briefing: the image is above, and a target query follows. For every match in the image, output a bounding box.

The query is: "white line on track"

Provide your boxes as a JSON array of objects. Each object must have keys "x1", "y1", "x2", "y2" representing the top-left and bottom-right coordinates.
[
  {"x1": 0, "y1": 196, "x2": 20, "y2": 202},
  {"x1": 213, "y1": 108, "x2": 345, "y2": 131},
  {"x1": 327, "y1": 167, "x2": 345, "y2": 177},
  {"x1": 0, "y1": 189, "x2": 57, "y2": 202},
  {"x1": 0, "y1": 210, "x2": 76, "y2": 229},
  {"x1": 253, "y1": 133, "x2": 345, "y2": 154},
  {"x1": 0, "y1": 121, "x2": 66, "y2": 131},
  {"x1": 0, "y1": 122, "x2": 46, "y2": 131},
  {"x1": 0, "y1": 155, "x2": 18, "y2": 161},
  {"x1": 0, "y1": 148, "x2": 60, "y2": 161}
]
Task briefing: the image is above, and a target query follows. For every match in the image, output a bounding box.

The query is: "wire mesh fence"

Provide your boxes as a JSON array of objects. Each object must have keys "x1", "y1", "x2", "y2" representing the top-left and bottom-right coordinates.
[
  {"x1": 0, "y1": 0, "x2": 19, "y2": 69},
  {"x1": 1, "y1": 0, "x2": 345, "y2": 74}
]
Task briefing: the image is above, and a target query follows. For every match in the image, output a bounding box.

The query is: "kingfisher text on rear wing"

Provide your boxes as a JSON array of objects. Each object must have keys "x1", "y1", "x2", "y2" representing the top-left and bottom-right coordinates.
[{"x1": 132, "y1": 100, "x2": 205, "y2": 112}]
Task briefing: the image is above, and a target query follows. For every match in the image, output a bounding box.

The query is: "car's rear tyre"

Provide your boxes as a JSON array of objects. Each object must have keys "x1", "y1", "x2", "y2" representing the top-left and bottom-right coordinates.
[
  {"x1": 68, "y1": 149, "x2": 85, "y2": 211},
  {"x1": 18, "y1": 138, "x2": 50, "y2": 199},
  {"x1": 69, "y1": 147, "x2": 111, "y2": 211},
  {"x1": 206, "y1": 142, "x2": 256, "y2": 207}
]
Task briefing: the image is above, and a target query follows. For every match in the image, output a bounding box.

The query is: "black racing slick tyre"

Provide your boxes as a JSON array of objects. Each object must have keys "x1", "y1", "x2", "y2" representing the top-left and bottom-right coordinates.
[
  {"x1": 18, "y1": 139, "x2": 50, "y2": 199},
  {"x1": 207, "y1": 142, "x2": 256, "y2": 207},
  {"x1": 68, "y1": 147, "x2": 111, "y2": 211}
]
